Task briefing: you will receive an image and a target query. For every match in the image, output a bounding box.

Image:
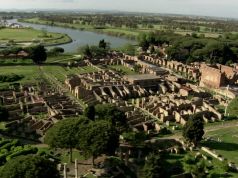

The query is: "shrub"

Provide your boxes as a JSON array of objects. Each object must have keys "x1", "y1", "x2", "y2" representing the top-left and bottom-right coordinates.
[{"x1": 0, "y1": 74, "x2": 24, "y2": 83}]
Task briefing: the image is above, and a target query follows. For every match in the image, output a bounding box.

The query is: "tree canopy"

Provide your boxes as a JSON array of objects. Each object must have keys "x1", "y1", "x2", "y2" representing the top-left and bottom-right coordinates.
[
  {"x1": 28, "y1": 45, "x2": 47, "y2": 64},
  {"x1": 79, "y1": 120, "x2": 119, "y2": 165},
  {"x1": 119, "y1": 43, "x2": 137, "y2": 56},
  {"x1": 95, "y1": 104, "x2": 128, "y2": 132},
  {"x1": 0, "y1": 155, "x2": 60, "y2": 178},
  {"x1": 99, "y1": 39, "x2": 108, "y2": 49},
  {"x1": 143, "y1": 153, "x2": 165, "y2": 178},
  {"x1": 44, "y1": 117, "x2": 88, "y2": 162},
  {"x1": 78, "y1": 40, "x2": 110, "y2": 59},
  {"x1": 48, "y1": 47, "x2": 64, "y2": 56},
  {"x1": 0, "y1": 106, "x2": 8, "y2": 121},
  {"x1": 84, "y1": 105, "x2": 95, "y2": 121},
  {"x1": 137, "y1": 31, "x2": 238, "y2": 65},
  {"x1": 182, "y1": 114, "x2": 204, "y2": 146}
]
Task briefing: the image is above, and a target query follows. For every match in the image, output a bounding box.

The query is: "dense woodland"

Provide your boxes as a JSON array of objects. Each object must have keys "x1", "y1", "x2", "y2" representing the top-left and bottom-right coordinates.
[{"x1": 137, "y1": 31, "x2": 238, "y2": 65}]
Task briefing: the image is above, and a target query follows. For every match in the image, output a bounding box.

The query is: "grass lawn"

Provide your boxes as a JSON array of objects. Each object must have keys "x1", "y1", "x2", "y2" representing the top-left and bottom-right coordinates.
[
  {"x1": 203, "y1": 124, "x2": 238, "y2": 165},
  {"x1": 0, "y1": 122, "x2": 6, "y2": 130},
  {"x1": 164, "y1": 152, "x2": 238, "y2": 177},
  {"x1": 108, "y1": 65, "x2": 137, "y2": 75},
  {"x1": 42, "y1": 65, "x2": 98, "y2": 83},
  {"x1": 0, "y1": 28, "x2": 71, "y2": 46},
  {"x1": 0, "y1": 55, "x2": 76, "y2": 65},
  {"x1": 0, "y1": 58, "x2": 33, "y2": 65},
  {"x1": 200, "y1": 150, "x2": 238, "y2": 177},
  {"x1": 60, "y1": 150, "x2": 85, "y2": 163},
  {"x1": 46, "y1": 54, "x2": 75, "y2": 63},
  {"x1": 42, "y1": 66, "x2": 68, "y2": 82},
  {"x1": 36, "y1": 145, "x2": 85, "y2": 164},
  {"x1": 102, "y1": 28, "x2": 140, "y2": 36},
  {"x1": 227, "y1": 97, "x2": 238, "y2": 117},
  {"x1": 0, "y1": 65, "x2": 40, "y2": 86},
  {"x1": 84, "y1": 174, "x2": 97, "y2": 178}
]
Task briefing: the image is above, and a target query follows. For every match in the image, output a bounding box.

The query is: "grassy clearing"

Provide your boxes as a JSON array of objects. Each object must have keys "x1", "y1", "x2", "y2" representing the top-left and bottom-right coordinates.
[
  {"x1": 60, "y1": 150, "x2": 85, "y2": 163},
  {"x1": 0, "y1": 122, "x2": 6, "y2": 130},
  {"x1": 0, "y1": 27, "x2": 71, "y2": 46},
  {"x1": 46, "y1": 54, "x2": 75, "y2": 63},
  {"x1": 42, "y1": 66, "x2": 68, "y2": 82},
  {"x1": 227, "y1": 97, "x2": 238, "y2": 117},
  {"x1": 42, "y1": 65, "x2": 98, "y2": 83},
  {"x1": 0, "y1": 55, "x2": 76, "y2": 65},
  {"x1": 102, "y1": 28, "x2": 140, "y2": 36},
  {"x1": 0, "y1": 66, "x2": 40, "y2": 86},
  {"x1": 0, "y1": 58, "x2": 33, "y2": 65},
  {"x1": 200, "y1": 150, "x2": 238, "y2": 177},
  {"x1": 36, "y1": 145, "x2": 85, "y2": 164},
  {"x1": 108, "y1": 65, "x2": 137, "y2": 75},
  {"x1": 203, "y1": 124, "x2": 238, "y2": 165}
]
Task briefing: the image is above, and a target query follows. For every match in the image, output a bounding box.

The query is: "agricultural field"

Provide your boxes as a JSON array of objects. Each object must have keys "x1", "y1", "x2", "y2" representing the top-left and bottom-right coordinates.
[{"x1": 0, "y1": 28, "x2": 71, "y2": 46}]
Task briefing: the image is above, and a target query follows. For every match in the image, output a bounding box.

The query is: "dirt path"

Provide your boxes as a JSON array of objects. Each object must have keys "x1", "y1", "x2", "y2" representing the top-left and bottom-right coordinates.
[{"x1": 205, "y1": 120, "x2": 238, "y2": 133}]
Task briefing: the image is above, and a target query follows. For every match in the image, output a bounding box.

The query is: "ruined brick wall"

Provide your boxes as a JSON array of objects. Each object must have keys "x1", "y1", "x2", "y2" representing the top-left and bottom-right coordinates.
[
  {"x1": 200, "y1": 65, "x2": 225, "y2": 88},
  {"x1": 218, "y1": 64, "x2": 235, "y2": 79}
]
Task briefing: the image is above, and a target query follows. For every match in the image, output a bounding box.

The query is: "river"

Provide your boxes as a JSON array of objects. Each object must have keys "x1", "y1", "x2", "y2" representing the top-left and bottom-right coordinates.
[{"x1": 8, "y1": 19, "x2": 135, "y2": 53}]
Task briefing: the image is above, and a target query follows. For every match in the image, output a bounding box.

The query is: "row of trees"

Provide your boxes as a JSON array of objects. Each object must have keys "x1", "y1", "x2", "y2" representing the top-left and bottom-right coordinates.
[{"x1": 0, "y1": 45, "x2": 48, "y2": 64}]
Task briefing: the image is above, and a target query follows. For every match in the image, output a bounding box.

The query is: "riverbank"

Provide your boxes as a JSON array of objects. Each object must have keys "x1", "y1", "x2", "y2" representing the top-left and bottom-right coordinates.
[
  {"x1": 19, "y1": 18, "x2": 139, "y2": 40},
  {"x1": 19, "y1": 17, "x2": 222, "y2": 39},
  {"x1": 0, "y1": 27, "x2": 72, "y2": 47}
]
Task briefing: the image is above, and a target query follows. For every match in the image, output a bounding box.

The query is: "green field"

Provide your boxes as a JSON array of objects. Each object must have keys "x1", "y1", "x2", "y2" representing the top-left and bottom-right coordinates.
[
  {"x1": 0, "y1": 65, "x2": 40, "y2": 84},
  {"x1": 0, "y1": 28, "x2": 72, "y2": 46},
  {"x1": 42, "y1": 65, "x2": 99, "y2": 83},
  {"x1": 203, "y1": 121, "x2": 238, "y2": 165},
  {"x1": 46, "y1": 54, "x2": 76, "y2": 63},
  {"x1": 108, "y1": 65, "x2": 138, "y2": 75}
]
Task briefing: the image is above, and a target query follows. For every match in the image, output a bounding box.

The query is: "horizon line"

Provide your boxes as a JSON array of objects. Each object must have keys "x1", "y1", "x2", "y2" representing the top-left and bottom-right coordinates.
[{"x1": 0, "y1": 8, "x2": 237, "y2": 20}]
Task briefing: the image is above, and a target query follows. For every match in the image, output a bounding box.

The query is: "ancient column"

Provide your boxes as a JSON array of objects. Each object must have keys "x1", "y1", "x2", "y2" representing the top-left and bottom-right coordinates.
[
  {"x1": 63, "y1": 163, "x2": 67, "y2": 178},
  {"x1": 75, "y1": 159, "x2": 78, "y2": 178}
]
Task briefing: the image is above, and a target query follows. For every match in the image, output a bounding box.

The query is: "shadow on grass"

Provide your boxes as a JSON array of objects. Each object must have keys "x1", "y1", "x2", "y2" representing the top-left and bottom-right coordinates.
[
  {"x1": 162, "y1": 154, "x2": 184, "y2": 160},
  {"x1": 202, "y1": 140, "x2": 238, "y2": 151},
  {"x1": 209, "y1": 173, "x2": 233, "y2": 178}
]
